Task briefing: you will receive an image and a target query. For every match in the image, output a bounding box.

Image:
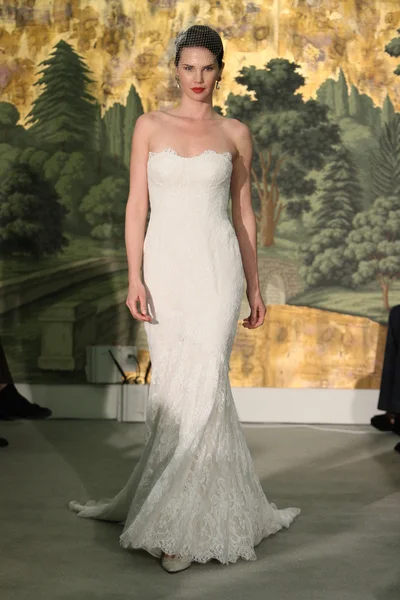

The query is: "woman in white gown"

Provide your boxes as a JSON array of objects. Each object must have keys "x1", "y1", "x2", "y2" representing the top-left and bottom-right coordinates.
[{"x1": 69, "y1": 25, "x2": 300, "y2": 573}]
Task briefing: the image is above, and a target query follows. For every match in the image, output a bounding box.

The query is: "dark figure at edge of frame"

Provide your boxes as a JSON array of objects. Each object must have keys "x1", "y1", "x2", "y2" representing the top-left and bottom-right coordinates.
[
  {"x1": 370, "y1": 304, "x2": 400, "y2": 453},
  {"x1": 0, "y1": 335, "x2": 52, "y2": 447}
]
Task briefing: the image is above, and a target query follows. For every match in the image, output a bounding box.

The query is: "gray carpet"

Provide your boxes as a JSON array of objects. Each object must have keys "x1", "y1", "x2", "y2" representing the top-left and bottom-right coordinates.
[{"x1": 1, "y1": 420, "x2": 399, "y2": 600}]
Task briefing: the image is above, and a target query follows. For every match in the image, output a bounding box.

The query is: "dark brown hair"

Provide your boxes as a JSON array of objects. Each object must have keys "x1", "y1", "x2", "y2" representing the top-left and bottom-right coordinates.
[{"x1": 174, "y1": 25, "x2": 224, "y2": 68}]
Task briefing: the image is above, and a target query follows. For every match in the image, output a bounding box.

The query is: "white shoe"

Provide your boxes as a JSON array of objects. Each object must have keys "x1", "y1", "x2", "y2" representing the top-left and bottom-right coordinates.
[{"x1": 161, "y1": 553, "x2": 192, "y2": 573}]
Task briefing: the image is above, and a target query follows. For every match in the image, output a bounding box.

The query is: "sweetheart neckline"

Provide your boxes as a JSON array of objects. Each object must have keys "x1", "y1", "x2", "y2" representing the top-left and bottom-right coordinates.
[{"x1": 148, "y1": 147, "x2": 233, "y2": 162}]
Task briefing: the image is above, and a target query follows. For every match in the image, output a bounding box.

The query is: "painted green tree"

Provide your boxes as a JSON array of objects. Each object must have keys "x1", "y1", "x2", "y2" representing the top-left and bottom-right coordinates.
[
  {"x1": 225, "y1": 58, "x2": 340, "y2": 247},
  {"x1": 102, "y1": 86, "x2": 144, "y2": 169},
  {"x1": 0, "y1": 144, "x2": 50, "y2": 183},
  {"x1": 299, "y1": 145, "x2": 363, "y2": 287},
  {"x1": 93, "y1": 100, "x2": 108, "y2": 177},
  {"x1": 0, "y1": 143, "x2": 21, "y2": 177},
  {"x1": 380, "y1": 94, "x2": 396, "y2": 126},
  {"x1": 345, "y1": 195, "x2": 400, "y2": 310},
  {"x1": 80, "y1": 176, "x2": 129, "y2": 243},
  {"x1": 317, "y1": 74, "x2": 381, "y2": 133},
  {"x1": 103, "y1": 102, "x2": 124, "y2": 161},
  {"x1": 0, "y1": 103, "x2": 28, "y2": 146},
  {"x1": 371, "y1": 114, "x2": 400, "y2": 200},
  {"x1": 54, "y1": 152, "x2": 97, "y2": 233},
  {"x1": 317, "y1": 78, "x2": 336, "y2": 116},
  {"x1": 334, "y1": 68, "x2": 349, "y2": 118},
  {"x1": 0, "y1": 163, "x2": 67, "y2": 257},
  {"x1": 25, "y1": 40, "x2": 97, "y2": 152},
  {"x1": 123, "y1": 85, "x2": 144, "y2": 169}
]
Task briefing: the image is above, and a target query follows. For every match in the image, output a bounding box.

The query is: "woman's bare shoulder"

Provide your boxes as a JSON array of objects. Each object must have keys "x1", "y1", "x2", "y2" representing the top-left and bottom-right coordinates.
[
  {"x1": 138, "y1": 110, "x2": 162, "y2": 123},
  {"x1": 222, "y1": 116, "x2": 249, "y2": 134},
  {"x1": 133, "y1": 111, "x2": 163, "y2": 143},
  {"x1": 221, "y1": 117, "x2": 251, "y2": 158}
]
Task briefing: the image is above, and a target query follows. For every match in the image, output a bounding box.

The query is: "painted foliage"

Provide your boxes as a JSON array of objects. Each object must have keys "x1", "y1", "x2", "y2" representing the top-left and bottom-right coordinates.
[{"x1": 0, "y1": 0, "x2": 399, "y2": 386}]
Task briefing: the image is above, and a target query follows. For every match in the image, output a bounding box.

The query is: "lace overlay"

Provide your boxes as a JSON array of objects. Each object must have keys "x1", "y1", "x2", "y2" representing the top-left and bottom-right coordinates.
[
  {"x1": 69, "y1": 148, "x2": 300, "y2": 564},
  {"x1": 148, "y1": 147, "x2": 233, "y2": 161}
]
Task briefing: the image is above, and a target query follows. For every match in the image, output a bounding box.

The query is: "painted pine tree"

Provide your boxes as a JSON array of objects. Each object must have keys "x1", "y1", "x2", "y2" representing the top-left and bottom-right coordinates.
[
  {"x1": 370, "y1": 114, "x2": 400, "y2": 200},
  {"x1": 25, "y1": 40, "x2": 97, "y2": 152},
  {"x1": 299, "y1": 146, "x2": 363, "y2": 287}
]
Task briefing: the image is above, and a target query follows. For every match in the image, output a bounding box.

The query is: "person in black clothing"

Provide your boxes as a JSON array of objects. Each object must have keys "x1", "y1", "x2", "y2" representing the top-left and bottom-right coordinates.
[
  {"x1": 0, "y1": 336, "x2": 52, "y2": 447},
  {"x1": 370, "y1": 304, "x2": 400, "y2": 453}
]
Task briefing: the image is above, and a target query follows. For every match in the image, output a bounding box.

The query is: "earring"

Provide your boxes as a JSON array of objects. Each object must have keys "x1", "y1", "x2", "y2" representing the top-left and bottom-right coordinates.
[
  {"x1": 216, "y1": 80, "x2": 221, "y2": 89},
  {"x1": 175, "y1": 76, "x2": 180, "y2": 88}
]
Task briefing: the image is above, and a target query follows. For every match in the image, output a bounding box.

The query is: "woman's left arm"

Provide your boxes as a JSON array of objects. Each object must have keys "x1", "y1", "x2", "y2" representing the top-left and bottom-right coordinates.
[{"x1": 230, "y1": 121, "x2": 266, "y2": 329}]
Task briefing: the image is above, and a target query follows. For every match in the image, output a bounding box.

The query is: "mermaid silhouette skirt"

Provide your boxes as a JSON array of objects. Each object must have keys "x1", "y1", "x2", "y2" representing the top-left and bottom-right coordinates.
[{"x1": 69, "y1": 148, "x2": 300, "y2": 564}]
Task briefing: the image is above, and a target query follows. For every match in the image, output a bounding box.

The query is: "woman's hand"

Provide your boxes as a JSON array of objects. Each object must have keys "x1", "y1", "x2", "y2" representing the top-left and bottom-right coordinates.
[
  {"x1": 126, "y1": 280, "x2": 152, "y2": 322},
  {"x1": 243, "y1": 289, "x2": 267, "y2": 329}
]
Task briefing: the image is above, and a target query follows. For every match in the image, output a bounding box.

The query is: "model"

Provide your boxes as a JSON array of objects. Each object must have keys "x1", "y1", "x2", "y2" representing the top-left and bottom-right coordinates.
[{"x1": 69, "y1": 24, "x2": 300, "y2": 574}]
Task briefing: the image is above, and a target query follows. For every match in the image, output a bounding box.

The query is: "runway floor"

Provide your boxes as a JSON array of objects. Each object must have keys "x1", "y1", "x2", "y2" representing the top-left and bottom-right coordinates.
[{"x1": 1, "y1": 420, "x2": 399, "y2": 600}]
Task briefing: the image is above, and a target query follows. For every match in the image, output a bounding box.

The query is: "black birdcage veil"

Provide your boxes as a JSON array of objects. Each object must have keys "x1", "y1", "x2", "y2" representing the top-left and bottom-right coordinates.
[{"x1": 165, "y1": 25, "x2": 224, "y2": 70}]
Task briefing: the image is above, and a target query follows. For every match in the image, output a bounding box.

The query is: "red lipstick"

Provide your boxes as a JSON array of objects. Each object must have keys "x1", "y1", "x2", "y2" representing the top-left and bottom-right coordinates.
[{"x1": 191, "y1": 87, "x2": 205, "y2": 93}]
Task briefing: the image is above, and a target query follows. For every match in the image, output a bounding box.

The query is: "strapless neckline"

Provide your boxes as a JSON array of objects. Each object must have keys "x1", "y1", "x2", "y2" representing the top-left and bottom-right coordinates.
[{"x1": 148, "y1": 147, "x2": 233, "y2": 162}]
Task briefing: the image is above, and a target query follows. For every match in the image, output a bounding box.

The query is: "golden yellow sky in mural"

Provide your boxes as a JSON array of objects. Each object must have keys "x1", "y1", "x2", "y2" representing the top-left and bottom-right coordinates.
[{"x1": 0, "y1": 0, "x2": 399, "y2": 122}]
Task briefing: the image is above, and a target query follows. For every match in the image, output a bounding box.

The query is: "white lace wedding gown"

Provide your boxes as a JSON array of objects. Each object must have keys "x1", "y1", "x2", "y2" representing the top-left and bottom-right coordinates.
[{"x1": 69, "y1": 147, "x2": 300, "y2": 564}]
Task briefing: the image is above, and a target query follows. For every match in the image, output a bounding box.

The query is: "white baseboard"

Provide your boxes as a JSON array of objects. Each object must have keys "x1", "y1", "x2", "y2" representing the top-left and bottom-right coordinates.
[
  {"x1": 232, "y1": 387, "x2": 380, "y2": 424},
  {"x1": 15, "y1": 383, "x2": 120, "y2": 420},
  {"x1": 14, "y1": 383, "x2": 381, "y2": 425}
]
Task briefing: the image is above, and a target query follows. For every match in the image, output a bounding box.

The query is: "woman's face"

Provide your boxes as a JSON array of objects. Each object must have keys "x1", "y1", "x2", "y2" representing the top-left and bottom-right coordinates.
[{"x1": 176, "y1": 46, "x2": 223, "y2": 97}]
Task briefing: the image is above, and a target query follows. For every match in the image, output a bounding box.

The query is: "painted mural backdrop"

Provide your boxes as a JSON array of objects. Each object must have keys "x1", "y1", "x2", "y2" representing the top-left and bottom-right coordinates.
[{"x1": 0, "y1": 0, "x2": 399, "y2": 387}]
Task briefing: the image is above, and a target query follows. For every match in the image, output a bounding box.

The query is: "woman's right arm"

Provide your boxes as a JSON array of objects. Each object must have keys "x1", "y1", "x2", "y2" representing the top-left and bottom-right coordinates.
[{"x1": 125, "y1": 113, "x2": 153, "y2": 322}]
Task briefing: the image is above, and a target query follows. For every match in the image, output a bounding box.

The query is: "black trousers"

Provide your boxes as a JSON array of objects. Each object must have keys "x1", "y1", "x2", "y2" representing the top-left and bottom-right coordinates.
[
  {"x1": 0, "y1": 336, "x2": 13, "y2": 385},
  {"x1": 377, "y1": 304, "x2": 400, "y2": 413}
]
